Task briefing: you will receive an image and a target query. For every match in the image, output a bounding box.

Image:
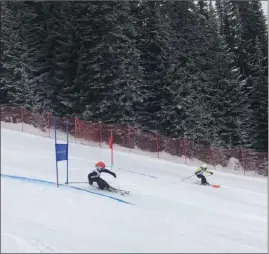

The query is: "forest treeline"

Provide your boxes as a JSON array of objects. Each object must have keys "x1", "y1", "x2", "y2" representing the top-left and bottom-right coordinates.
[{"x1": 1, "y1": 1, "x2": 268, "y2": 151}]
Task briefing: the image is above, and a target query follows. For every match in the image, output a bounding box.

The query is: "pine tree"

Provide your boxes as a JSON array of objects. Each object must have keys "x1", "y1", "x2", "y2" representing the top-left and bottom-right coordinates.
[
  {"x1": 1, "y1": 2, "x2": 26, "y2": 105},
  {"x1": 75, "y1": 1, "x2": 146, "y2": 126},
  {"x1": 162, "y1": 1, "x2": 222, "y2": 143},
  {"x1": 157, "y1": 1, "x2": 199, "y2": 138},
  {"x1": 219, "y1": 0, "x2": 268, "y2": 151},
  {"x1": 19, "y1": 2, "x2": 56, "y2": 113},
  {"x1": 1, "y1": 2, "x2": 58, "y2": 112},
  {"x1": 134, "y1": 1, "x2": 170, "y2": 131},
  {"x1": 45, "y1": 2, "x2": 82, "y2": 117},
  {"x1": 164, "y1": 1, "x2": 242, "y2": 147},
  {"x1": 205, "y1": 3, "x2": 243, "y2": 147},
  {"x1": 244, "y1": 1, "x2": 268, "y2": 151}
]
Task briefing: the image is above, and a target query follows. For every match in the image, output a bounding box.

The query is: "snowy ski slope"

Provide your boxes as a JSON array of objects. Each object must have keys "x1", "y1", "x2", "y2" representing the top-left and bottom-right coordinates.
[{"x1": 1, "y1": 127, "x2": 267, "y2": 253}]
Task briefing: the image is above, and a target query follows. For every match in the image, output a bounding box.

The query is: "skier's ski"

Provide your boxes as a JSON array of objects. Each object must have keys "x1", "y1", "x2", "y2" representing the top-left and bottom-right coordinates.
[
  {"x1": 89, "y1": 184, "x2": 130, "y2": 196},
  {"x1": 194, "y1": 182, "x2": 220, "y2": 188},
  {"x1": 65, "y1": 181, "x2": 131, "y2": 195},
  {"x1": 107, "y1": 187, "x2": 131, "y2": 196}
]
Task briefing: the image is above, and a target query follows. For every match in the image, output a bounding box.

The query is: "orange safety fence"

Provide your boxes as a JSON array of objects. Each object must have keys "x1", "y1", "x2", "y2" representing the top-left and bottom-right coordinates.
[{"x1": 1, "y1": 104, "x2": 267, "y2": 176}]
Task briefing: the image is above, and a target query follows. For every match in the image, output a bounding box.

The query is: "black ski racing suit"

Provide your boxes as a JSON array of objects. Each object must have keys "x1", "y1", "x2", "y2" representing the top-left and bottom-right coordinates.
[{"x1": 88, "y1": 168, "x2": 116, "y2": 190}]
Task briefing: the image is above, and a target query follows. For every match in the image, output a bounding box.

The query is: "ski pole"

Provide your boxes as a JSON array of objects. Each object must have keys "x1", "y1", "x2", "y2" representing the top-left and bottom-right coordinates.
[{"x1": 182, "y1": 174, "x2": 195, "y2": 181}]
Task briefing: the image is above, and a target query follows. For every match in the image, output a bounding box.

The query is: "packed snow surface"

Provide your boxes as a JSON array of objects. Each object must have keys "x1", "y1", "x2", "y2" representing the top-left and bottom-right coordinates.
[{"x1": 1, "y1": 128, "x2": 267, "y2": 253}]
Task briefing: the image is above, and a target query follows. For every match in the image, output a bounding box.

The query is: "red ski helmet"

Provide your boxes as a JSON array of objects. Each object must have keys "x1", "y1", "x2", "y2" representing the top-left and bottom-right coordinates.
[{"x1": 96, "y1": 161, "x2": 105, "y2": 169}]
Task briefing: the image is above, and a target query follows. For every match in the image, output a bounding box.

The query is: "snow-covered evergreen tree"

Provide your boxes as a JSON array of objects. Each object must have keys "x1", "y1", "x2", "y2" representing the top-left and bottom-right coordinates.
[
  {"x1": 218, "y1": 0, "x2": 268, "y2": 151},
  {"x1": 74, "y1": 1, "x2": 146, "y2": 126}
]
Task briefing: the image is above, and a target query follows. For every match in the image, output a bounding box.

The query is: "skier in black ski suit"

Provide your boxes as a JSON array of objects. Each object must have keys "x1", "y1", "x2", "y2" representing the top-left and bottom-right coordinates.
[{"x1": 88, "y1": 161, "x2": 117, "y2": 190}]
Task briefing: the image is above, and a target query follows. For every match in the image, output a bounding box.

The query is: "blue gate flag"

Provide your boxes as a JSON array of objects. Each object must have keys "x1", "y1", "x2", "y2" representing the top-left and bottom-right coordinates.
[
  {"x1": 55, "y1": 144, "x2": 68, "y2": 162},
  {"x1": 54, "y1": 117, "x2": 69, "y2": 187}
]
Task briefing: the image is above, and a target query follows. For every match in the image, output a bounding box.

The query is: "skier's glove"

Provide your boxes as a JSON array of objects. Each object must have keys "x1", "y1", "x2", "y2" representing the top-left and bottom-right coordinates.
[
  {"x1": 113, "y1": 173, "x2": 117, "y2": 178},
  {"x1": 210, "y1": 172, "x2": 213, "y2": 175}
]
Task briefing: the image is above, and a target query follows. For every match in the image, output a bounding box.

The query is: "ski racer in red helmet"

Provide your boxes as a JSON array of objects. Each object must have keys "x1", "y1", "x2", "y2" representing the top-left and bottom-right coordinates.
[{"x1": 88, "y1": 161, "x2": 117, "y2": 190}]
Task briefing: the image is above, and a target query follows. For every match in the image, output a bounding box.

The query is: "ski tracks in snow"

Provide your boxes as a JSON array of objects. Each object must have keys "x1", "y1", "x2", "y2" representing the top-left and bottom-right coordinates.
[{"x1": 1, "y1": 233, "x2": 63, "y2": 253}]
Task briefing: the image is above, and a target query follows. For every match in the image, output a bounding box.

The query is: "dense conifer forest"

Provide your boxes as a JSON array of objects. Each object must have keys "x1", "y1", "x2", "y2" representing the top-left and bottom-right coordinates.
[{"x1": 1, "y1": 1, "x2": 268, "y2": 152}]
